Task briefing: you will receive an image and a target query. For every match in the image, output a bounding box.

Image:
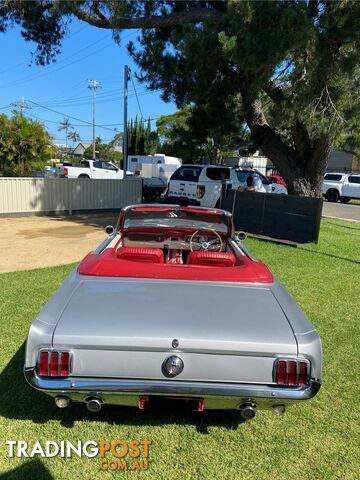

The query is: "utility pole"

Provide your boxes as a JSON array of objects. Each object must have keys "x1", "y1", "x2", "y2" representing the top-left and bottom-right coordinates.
[
  {"x1": 87, "y1": 80, "x2": 102, "y2": 160},
  {"x1": 11, "y1": 96, "x2": 31, "y2": 115},
  {"x1": 122, "y1": 65, "x2": 130, "y2": 175}
]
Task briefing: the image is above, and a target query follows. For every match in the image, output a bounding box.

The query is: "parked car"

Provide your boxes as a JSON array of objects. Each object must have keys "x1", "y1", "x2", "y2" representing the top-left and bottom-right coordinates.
[
  {"x1": 322, "y1": 172, "x2": 360, "y2": 203},
  {"x1": 127, "y1": 154, "x2": 182, "y2": 200},
  {"x1": 267, "y1": 175, "x2": 287, "y2": 188},
  {"x1": 167, "y1": 165, "x2": 287, "y2": 207},
  {"x1": 24, "y1": 204, "x2": 321, "y2": 420},
  {"x1": 56, "y1": 159, "x2": 129, "y2": 179}
]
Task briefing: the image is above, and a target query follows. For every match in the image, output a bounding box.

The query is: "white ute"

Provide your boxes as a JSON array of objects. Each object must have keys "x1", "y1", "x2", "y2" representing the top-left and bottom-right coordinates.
[
  {"x1": 167, "y1": 165, "x2": 287, "y2": 207},
  {"x1": 322, "y1": 172, "x2": 360, "y2": 203},
  {"x1": 57, "y1": 159, "x2": 128, "y2": 179}
]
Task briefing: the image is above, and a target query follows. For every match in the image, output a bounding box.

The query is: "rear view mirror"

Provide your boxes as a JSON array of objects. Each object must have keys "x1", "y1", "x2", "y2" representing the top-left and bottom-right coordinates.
[{"x1": 105, "y1": 225, "x2": 114, "y2": 235}]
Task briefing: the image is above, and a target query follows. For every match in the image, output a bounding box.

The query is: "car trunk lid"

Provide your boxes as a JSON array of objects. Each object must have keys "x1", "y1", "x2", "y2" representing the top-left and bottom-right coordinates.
[{"x1": 53, "y1": 278, "x2": 297, "y2": 356}]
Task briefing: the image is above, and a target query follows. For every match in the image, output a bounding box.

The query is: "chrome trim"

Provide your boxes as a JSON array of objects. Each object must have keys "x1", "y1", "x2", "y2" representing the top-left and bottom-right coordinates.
[
  {"x1": 121, "y1": 203, "x2": 233, "y2": 217},
  {"x1": 24, "y1": 368, "x2": 320, "y2": 402}
]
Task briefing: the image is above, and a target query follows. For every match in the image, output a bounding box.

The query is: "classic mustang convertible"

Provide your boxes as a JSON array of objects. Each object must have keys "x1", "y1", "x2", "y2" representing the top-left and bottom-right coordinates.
[{"x1": 24, "y1": 204, "x2": 322, "y2": 420}]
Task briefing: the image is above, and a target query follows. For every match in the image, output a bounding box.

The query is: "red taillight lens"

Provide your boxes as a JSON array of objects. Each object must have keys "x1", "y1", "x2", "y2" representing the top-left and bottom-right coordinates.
[
  {"x1": 135, "y1": 169, "x2": 141, "y2": 177},
  {"x1": 39, "y1": 351, "x2": 49, "y2": 376},
  {"x1": 49, "y1": 352, "x2": 59, "y2": 376},
  {"x1": 298, "y1": 361, "x2": 308, "y2": 385},
  {"x1": 196, "y1": 185, "x2": 205, "y2": 198},
  {"x1": 275, "y1": 360, "x2": 286, "y2": 384},
  {"x1": 37, "y1": 350, "x2": 71, "y2": 377},
  {"x1": 60, "y1": 352, "x2": 70, "y2": 376},
  {"x1": 274, "y1": 359, "x2": 309, "y2": 386},
  {"x1": 64, "y1": 167, "x2": 68, "y2": 176}
]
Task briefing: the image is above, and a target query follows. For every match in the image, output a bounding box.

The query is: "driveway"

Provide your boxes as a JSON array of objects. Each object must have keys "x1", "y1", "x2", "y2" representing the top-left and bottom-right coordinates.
[
  {"x1": 0, "y1": 213, "x2": 118, "y2": 273},
  {"x1": 322, "y1": 201, "x2": 360, "y2": 222}
]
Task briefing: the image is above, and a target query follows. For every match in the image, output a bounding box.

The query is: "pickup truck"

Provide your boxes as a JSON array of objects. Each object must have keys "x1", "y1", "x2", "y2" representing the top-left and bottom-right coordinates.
[
  {"x1": 56, "y1": 159, "x2": 128, "y2": 179},
  {"x1": 167, "y1": 165, "x2": 287, "y2": 207},
  {"x1": 322, "y1": 172, "x2": 360, "y2": 202}
]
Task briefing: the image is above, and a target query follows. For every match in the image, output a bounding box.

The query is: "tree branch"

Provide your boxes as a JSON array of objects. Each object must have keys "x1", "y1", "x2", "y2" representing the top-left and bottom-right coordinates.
[{"x1": 70, "y1": 6, "x2": 224, "y2": 30}]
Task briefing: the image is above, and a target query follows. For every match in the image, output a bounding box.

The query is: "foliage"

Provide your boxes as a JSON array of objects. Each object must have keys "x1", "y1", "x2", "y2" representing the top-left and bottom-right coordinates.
[
  {"x1": 0, "y1": 113, "x2": 53, "y2": 176},
  {"x1": 67, "y1": 130, "x2": 80, "y2": 146},
  {"x1": 84, "y1": 136, "x2": 122, "y2": 165},
  {"x1": 127, "y1": 117, "x2": 160, "y2": 156},
  {"x1": 157, "y1": 106, "x2": 250, "y2": 163}
]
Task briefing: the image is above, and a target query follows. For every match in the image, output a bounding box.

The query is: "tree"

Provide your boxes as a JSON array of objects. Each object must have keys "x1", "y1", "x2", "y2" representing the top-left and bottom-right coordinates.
[
  {"x1": 57, "y1": 117, "x2": 73, "y2": 150},
  {"x1": 127, "y1": 117, "x2": 160, "y2": 155},
  {"x1": 0, "y1": 113, "x2": 53, "y2": 176},
  {"x1": 68, "y1": 131, "x2": 80, "y2": 148},
  {"x1": 2, "y1": 1, "x2": 360, "y2": 195}
]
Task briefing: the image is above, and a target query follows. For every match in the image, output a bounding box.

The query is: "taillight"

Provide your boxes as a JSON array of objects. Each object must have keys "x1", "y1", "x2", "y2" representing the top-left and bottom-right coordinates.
[
  {"x1": 135, "y1": 168, "x2": 141, "y2": 177},
  {"x1": 64, "y1": 167, "x2": 68, "y2": 177},
  {"x1": 274, "y1": 359, "x2": 309, "y2": 386},
  {"x1": 196, "y1": 185, "x2": 205, "y2": 198},
  {"x1": 37, "y1": 350, "x2": 71, "y2": 377}
]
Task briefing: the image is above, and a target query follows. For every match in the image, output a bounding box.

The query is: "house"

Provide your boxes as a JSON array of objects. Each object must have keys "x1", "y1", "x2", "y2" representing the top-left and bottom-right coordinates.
[{"x1": 72, "y1": 142, "x2": 92, "y2": 157}]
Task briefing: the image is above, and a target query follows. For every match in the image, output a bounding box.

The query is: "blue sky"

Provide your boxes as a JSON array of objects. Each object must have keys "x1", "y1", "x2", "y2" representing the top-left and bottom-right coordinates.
[{"x1": 0, "y1": 21, "x2": 177, "y2": 145}]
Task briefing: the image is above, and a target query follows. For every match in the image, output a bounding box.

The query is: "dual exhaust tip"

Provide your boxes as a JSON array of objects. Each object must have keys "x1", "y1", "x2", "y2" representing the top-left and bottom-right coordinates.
[{"x1": 55, "y1": 396, "x2": 102, "y2": 413}]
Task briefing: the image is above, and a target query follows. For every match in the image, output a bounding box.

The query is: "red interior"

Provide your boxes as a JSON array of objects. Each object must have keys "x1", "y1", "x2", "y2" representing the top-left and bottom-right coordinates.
[{"x1": 78, "y1": 247, "x2": 274, "y2": 283}]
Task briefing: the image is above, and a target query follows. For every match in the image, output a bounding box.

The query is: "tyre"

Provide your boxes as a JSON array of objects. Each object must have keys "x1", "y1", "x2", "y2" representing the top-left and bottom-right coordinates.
[
  {"x1": 325, "y1": 189, "x2": 339, "y2": 202},
  {"x1": 340, "y1": 197, "x2": 351, "y2": 204},
  {"x1": 78, "y1": 174, "x2": 90, "y2": 179}
]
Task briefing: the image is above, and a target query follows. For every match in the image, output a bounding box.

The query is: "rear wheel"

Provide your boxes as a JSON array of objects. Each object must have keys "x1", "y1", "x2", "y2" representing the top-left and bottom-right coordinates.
[
  {"x1": 78, "y1": 174, "x2": 90, "y2": 179},
  {"x1": 340, "y1": 197, "x2": 350, "y2": 204},
  {"x1": 325, "y1": 189, "x2": 339, "y2": 202}
]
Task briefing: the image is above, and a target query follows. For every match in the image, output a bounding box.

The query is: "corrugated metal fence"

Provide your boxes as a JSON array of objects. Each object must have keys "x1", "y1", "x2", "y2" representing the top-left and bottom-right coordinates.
[{"x1": 0, "y1": 177, "x2": 142, "y2": 215}]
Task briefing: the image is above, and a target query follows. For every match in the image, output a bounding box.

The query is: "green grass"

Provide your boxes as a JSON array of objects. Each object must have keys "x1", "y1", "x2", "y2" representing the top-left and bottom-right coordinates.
[{"x1": 0, "y1": 218, "x2": 359, "y2": 480}]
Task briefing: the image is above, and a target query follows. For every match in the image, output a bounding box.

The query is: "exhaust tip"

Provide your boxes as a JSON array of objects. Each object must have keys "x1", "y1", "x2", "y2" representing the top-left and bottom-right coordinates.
[
  {"x1": 86, "y1": 398, "x2": 102, "y2": 413},
  {"x1": 240, "y1": 403, "x2": 256, "y2": 421},
  {"x1": 55, "y1": 396, "x2": 70, "y2": 409}
]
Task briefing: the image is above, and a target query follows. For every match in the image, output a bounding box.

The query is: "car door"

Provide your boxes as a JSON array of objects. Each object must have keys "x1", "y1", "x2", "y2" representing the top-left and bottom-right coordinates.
[
  {"x1": 342, "y1": 175, "x2": 360, "y2": 198},
  {"x1": 102, "y1": 161, "x2": 119, "y2": 179},
  {"x1": 91, "y1": 161, "x2": 105, "y2": 179}
]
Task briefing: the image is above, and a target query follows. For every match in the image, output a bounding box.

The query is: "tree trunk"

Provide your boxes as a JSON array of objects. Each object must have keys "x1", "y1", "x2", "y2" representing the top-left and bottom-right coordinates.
[{"x1": 243, "y1": 97, "x2": 332, "y2": 197}]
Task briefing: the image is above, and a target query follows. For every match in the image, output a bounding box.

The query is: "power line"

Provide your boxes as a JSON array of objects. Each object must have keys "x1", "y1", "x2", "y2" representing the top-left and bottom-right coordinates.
[
  {"x1": 130, "y1": 70, "x2": 144, "y2": 120},
  {"x1": 27, "y1": 99, "x2": 117, "y2": 132}
]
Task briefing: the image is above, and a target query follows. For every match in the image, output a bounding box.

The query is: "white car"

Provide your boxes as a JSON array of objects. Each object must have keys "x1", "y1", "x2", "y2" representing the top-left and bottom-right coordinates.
[
  {"x1": 167, "y1": 165, "x2": 287, "y2": 207},
  {"x1": 57, "y1": 159, "x2": 129, "y2": 179},
  {"x1": 322, "y1": 172, "x2": 360, "y2": 203}
]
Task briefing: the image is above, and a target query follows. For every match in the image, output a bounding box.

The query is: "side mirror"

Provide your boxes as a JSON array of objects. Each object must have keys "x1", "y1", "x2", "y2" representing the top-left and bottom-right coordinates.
[
  {"x1": 236, "y1": 231, "x2": 247, "y2": 242},
  {"x1": 105, "y1": 225, "x2": 114, "y2": 235}
]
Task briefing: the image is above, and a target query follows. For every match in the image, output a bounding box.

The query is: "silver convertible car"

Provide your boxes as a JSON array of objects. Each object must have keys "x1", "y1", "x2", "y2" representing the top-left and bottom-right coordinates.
[{"x1": 24, "y1": 204, "x2": 322, "y2": 420}]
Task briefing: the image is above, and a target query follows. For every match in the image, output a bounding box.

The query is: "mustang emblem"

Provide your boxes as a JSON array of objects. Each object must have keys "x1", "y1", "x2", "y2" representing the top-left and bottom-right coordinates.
[{"x1": 162, "y1": 355, "x2": 184, "y2": 378}]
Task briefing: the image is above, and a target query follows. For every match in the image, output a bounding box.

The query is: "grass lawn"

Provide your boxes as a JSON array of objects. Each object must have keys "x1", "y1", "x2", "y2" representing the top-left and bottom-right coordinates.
[{"x1": 0, "y1": 218, "x2": 359, "y2": 480}]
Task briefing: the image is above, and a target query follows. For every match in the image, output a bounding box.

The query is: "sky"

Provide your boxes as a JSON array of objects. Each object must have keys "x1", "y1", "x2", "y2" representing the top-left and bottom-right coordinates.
[{"x1": 0, "y1": 20, "x2": 177, "y2": 145}]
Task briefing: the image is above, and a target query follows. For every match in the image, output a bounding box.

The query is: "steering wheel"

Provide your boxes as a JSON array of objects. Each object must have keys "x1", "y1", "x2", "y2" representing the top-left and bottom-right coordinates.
[{"x1": 189, "y1": 229, "x2": 223, "y2": 252}]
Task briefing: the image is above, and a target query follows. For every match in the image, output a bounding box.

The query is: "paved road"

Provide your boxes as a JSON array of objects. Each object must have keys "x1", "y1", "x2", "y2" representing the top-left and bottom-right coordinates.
[{"x1": 322, "y1": 201, "x2": 360, "y2": 222}]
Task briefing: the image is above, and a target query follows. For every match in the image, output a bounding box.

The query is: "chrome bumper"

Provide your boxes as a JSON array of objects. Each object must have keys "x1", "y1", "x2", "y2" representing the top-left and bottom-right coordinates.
[{"x1": 24, "y1": 368, "x2": 320, "y2": 409}]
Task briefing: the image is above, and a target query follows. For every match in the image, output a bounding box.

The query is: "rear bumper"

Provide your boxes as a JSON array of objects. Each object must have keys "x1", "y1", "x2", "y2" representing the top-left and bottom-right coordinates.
[
  {"x1": 166, "y1": 196, "x2": 201, "y2": 206},
  {"x1": 24, "y1": 368, "x2": 321, "y2": 410}
]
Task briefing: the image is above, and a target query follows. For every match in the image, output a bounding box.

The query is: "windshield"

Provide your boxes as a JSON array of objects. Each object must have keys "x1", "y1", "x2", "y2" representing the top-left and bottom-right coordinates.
[{"x1": 122, "y1": 208, "x2": 230, "y2": 233}]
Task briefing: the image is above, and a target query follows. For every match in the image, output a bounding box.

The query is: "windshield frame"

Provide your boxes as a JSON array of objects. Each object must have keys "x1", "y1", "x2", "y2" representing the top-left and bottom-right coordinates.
[{"x1": 118, "y1": 204, "x2": 233, "y2": 236}]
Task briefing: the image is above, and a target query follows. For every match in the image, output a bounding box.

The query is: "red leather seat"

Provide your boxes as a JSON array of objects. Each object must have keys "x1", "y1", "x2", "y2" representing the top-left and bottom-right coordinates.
[
  {"x1": 117, "y1": 247, "x2": 164, "y2": 263},
  {"x1": 187, "y1": 251, "x2": 235, "y2": 267}
]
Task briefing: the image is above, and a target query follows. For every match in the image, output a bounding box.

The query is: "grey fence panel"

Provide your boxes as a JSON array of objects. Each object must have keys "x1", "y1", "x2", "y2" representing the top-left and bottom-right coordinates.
[
  {"x1": 221, "y1": 190, "x2": 323, "y2": 244},
  {"x1": 0, "y1": 178, "x2": 142, "y2": 215}
]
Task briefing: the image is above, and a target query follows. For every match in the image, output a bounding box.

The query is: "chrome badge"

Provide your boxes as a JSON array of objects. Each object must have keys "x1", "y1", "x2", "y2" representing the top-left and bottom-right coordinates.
[{"x1": 162, "y1": 355, "x2": 184, "y2": 378}]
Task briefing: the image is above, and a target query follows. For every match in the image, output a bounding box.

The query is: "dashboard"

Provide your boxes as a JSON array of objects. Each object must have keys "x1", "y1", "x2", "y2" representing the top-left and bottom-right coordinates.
[{"x1": 123, "y1": 232, "x2": 225, "y2": 251}]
